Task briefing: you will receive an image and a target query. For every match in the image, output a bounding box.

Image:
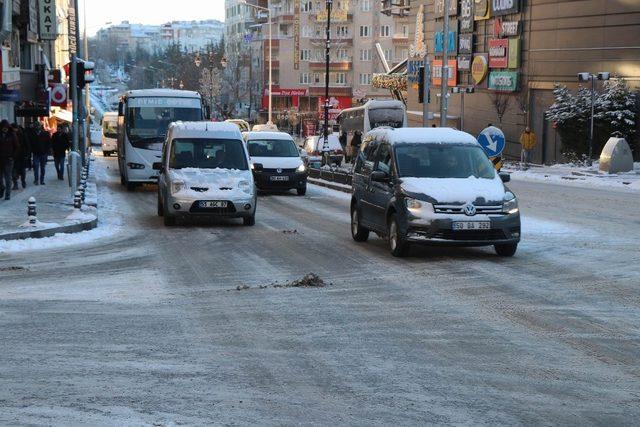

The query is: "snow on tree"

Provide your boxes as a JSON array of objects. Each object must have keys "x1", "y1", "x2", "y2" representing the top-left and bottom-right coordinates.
[{"x1": 594, "y1": 78, "x2": 637, "y2": 139}]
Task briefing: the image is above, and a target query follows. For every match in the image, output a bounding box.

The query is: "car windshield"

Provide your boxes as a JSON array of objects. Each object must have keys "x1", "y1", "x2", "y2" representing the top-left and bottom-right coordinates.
[
  {"x1": 169, "y1": 138, "x2": 248, "y2": 170},
  {"x1": 247, "y1": 139, "x2": 299, "y2": 157},
  {"x1": 395, "y1": 144, "x2": 496, "y2": 179}
]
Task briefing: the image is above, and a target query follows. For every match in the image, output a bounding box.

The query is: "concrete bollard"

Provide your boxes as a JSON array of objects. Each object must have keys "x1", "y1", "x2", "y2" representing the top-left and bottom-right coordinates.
[
  {"x1": 74, "y1": 191, "x2": 82, "y2": 209},
  {"x1": 27, "y1": 197, "x2": 37, "y2": 225}
]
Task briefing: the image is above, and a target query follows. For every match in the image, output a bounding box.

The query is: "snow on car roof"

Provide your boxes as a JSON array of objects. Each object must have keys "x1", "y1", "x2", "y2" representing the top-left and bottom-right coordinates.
[
  {"x1": 367, "y1": 127, "x2": 479, "y2": 146},
  {"x1": 169, "y1": 121, "x2": 243, "y2": 139},
  {"x1": 244, "y1": 131, "x2": 294, "y2": 141}
]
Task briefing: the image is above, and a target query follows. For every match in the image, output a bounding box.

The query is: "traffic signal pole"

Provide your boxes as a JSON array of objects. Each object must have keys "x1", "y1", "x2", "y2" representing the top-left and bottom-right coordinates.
[
  {"x1": 73, "y1": 0, "x2": 86, "y2": 164},
  {"x1": 70, "y1": 54, "x2": 79, "y2": 195}
]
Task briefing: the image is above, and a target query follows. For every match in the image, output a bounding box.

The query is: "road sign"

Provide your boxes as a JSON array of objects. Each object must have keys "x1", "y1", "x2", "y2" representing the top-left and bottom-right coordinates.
[
  {"x1": 50, "y1": 84, "x2": 67, "y2": 106},
  {"x1": 478, "y1": 126, "x2": 505, "y2": 157}
]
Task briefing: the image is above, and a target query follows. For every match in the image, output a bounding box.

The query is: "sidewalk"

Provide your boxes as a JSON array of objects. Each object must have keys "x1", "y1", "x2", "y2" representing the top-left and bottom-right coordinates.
[{"x1": 0, "y1": 159, "x2": 97, "y2": 240}]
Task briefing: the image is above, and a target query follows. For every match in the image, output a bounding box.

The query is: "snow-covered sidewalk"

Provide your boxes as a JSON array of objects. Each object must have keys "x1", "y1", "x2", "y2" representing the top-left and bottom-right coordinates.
[{"x1": 504, "y1": 161, "x2": 640, "y2": 192}]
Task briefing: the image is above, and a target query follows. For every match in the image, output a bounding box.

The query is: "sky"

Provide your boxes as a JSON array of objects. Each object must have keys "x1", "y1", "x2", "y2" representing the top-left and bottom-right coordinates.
[{"x1": 83, "y1": 0, "x2": 226, "y2": 35}]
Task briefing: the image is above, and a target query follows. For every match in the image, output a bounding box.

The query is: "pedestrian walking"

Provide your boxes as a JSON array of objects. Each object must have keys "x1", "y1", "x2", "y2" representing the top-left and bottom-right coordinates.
[
  {"x1": 31, "y1": 123, "x2": 51, "y2": 186},
  {"x1": 51, "y1": 125, "x2": 71, "y2": 180},
  {"x1": 519, "y1": 126, "x2": 537, "y2": 169},
  {"x1": 11, "y1": 123, "x2": 28, "y2": 190},
  {"x1": 0, "y1": 120, "x2": 19, "y2": 200}
]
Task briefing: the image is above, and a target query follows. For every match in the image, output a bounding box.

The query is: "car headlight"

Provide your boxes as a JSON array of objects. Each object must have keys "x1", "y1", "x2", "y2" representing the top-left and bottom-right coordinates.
[
  {"x1": 405, "y1": 198, "x2": 434, "y2": 216},
  {"x1": 503, "y1": 192, "x2": 519, "y2": 214},
  {"x1": 405, "y1": 197, "x2": 423, "y2": 210},
  {"x1": 296, "y1": 164, "x2": 306, "y2": 173},
  {"x1": 238, "y1": 180, "x2": 252, "y2": 194},
  {"x1": 171, "y1": 181, "x2": 185, "y2": 194}
]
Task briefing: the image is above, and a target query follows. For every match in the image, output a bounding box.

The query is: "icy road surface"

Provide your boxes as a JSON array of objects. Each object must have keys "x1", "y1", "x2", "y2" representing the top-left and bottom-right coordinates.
[{"x1": 0, "y1": 155, "x2": 639, "y2": 424}]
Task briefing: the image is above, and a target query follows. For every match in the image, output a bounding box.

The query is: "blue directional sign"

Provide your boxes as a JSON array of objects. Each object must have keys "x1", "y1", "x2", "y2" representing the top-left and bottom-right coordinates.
[{"x1": 478, "y1": 126, "x2": 506, "y2": 157}]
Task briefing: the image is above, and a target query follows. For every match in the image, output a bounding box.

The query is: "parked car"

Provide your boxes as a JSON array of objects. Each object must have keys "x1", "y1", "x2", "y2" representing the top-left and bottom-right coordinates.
[
  {"x1": 154, "y1": 122, "x2": 257, "y2": 226},
  {"x1": 244, "y1": 131, "x2": 308, "y2": 196},
  {"x1": 350, "y1": 127, "x2": 521, "y2": 257},
  {"x1": 302, "y1": 134, "x2": 344, "y2": 166}
]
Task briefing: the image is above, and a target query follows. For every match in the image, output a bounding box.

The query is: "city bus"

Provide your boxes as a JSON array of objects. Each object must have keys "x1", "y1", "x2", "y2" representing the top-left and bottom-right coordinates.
[
  {"x1": 336, "y1": 100, "x2": 408, "y2": 162},
  {"x1": 117, "y1": 89, "x2": 205, "y2": 190}
]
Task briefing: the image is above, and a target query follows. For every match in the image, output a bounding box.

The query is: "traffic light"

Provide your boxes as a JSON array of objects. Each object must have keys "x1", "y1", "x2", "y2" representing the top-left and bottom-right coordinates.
[
  {"x1": 76, "y1": 59, "x2": 95, "y2": 87},
  {"x1": 418, "y1": 66, "x2": 430, "y2": 104}
]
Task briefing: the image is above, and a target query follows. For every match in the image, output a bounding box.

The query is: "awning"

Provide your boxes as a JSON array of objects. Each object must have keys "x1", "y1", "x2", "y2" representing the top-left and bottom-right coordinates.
[{"x1": 53, "y1": 109, "x2": 73, "y2": 123}]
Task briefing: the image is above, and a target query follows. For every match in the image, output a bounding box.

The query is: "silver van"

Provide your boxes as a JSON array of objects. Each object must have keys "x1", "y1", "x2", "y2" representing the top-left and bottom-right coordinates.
[{"x1": 154, "y1": 122, "x2": 257, "y2": 226}]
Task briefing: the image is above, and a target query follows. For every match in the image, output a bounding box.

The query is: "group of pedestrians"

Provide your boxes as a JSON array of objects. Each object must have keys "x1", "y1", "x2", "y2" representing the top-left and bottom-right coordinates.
[{"x1": 0, "y1": 121, "x2": 71, "y2": 201}]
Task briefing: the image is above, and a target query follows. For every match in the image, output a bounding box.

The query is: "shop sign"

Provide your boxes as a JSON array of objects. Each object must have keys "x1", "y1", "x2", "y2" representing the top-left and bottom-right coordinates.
[
  {"x1": 489, "y1": 39, "x2": 508, "y2": 68},
  {"x1": 294, "y1": 0, "x2": 300, "y2": 70},
  {"x1": 489, "y1": 70, "x2": 519, "y2": 91},
  {"x1": 493, "y1": 18, "x2": 519, "y2": 37},
  {"x1": 491, "y1": 0, "x2": 520, "y2": 16},
  {"x1": 460, "y1": 0, "x2": 474, "y2": 33},
  {"x1": 407, "y1": 59, "x2": 424, "y2": 83},
  {"x1": 0, "y1": 89, "x2": 20, "y2": 102},
  {"x1": 39, "y1": 0, "x2": 59, "y2": 39},
  {"x1": 50, "y1": 83, "x2": 68, "y2": 107},
  {"x1": 68, "y1": 7, "x2": 77, "y2": 54},
  {"x1": 264, "y1": 88, "x2": 308, "y2": 97},
  {"x1": 458, "y1": 55, "x2": 472, "y2": 71},
  {"x1": 435, "y1": 0, "x2": 458, "y2": 17},
  {"x1": 435, "y1": 30, "x2": 458, "y2": 55},
  {"x1": 508, "y1": 38, "x2": 520, "y2": 68},
  {"x1": 459, "y1": 34, "x2": 473, "y2": 54},
  {"x1": 432, "y1": 59, "x2": 457, "y2": 86},
  {"x1": 471, "y1": 54, "x2": 489, "y2": 85},
  {"x1": 474, "y1": 0, "x2": 491, "y2": 20}
]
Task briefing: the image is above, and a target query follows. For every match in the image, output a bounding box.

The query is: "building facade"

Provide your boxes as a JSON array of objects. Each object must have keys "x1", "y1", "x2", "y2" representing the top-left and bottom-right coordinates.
[{"x1": 393, "y1": 0, "x2": 640, "y2": 163}]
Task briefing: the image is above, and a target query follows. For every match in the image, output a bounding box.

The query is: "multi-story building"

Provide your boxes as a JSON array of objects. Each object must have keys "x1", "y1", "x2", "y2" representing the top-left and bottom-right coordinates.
[
  {"x1": 389, "y1": 0, "x2": 640, "y2": 163},
  {"x1": 224, "y1": 0, "x2": 409, "y2": 127}
]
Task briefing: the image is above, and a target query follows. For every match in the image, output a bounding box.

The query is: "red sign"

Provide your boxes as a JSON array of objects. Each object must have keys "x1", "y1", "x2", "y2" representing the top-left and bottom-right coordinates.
[
  {"x1": 303, "y1": 119, "x2": 317, "y2": 137},
  {"x1": 49, "y1": 83, "x2": 68, "y2": 108},
  {"x1": 432, "y1": 59, "x2": 458, "y2": 86},
  {"x1": 489, "y1": 39, "x2": 509, "y2": 68},
  {"x1": 317, "y1": 96, "x2": 352, "y2": 121},
  {"x1": 264, "y1": 87, "x2": 309, "y2": 97}
]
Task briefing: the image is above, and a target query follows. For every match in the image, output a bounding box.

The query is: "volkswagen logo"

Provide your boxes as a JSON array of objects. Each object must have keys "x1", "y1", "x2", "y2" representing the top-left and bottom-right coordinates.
[
  {"x1": 463, "y1": 204, "x2": 477, "y2": 217},
  {"x1": 277, "y1": 168, "x2": 283, "y2": 174}
]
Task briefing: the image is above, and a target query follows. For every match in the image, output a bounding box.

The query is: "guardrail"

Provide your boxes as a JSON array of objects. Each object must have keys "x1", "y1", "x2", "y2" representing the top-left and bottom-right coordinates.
[{"x1": 308, "y1": 167, "x2": 353, "y2": 186}]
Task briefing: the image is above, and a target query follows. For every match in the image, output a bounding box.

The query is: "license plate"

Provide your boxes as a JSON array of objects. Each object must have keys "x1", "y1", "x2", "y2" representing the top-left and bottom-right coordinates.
[
  {"x1": 199, "y1": 201, "x2": 228, "y2": 208},
  {"x1": 270, "y1": 175, "x2": 289, "y2": 181},
  {"x1": 452, "y1": 221, "x2": 491, "y2": 230}
]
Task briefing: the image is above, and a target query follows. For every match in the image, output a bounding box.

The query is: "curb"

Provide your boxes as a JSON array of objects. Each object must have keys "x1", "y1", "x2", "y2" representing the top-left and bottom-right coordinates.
[
  {"x1": 308, "y1": 177, "x2": 351, "y2": 194},
  {"x1": 0, "y1": 217, "x2": 98, "y2": 241}
]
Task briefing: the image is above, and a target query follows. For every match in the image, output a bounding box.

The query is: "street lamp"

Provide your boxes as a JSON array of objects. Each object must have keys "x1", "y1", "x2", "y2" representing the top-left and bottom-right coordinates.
[
  {"x1": 322, "y1": 0, "x2": 333, "y2": 166},
  {"x1": 578, "y1": 72, "x2": 610, "y2": 165},
  {"x1": 451, "y1": 86, "x2": 474, "y2": 131},
  {"x1": 239, "y1": 0, "x2": 272, "y2": 125}
]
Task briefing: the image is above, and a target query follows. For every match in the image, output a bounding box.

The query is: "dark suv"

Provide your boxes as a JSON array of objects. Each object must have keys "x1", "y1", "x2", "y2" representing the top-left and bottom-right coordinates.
[{"x1": 350, "y1": 128, "x2": 521, "y2": 257}]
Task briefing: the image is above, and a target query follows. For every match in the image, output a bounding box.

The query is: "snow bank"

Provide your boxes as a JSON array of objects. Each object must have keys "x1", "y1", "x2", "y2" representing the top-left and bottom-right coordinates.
[
  {"x1": 0, "y1": 225, "x2": 116, "y2": 254},
  {"x1": 400, "y1": 175, "x2": 505, "y2": 204}
]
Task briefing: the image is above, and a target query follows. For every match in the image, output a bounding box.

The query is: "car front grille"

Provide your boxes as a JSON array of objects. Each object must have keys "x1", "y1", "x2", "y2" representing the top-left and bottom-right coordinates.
[
  {"x1": 434, "y1": 204, "x2": 503, "y2": 215},
  {"x1": 429, "y1": 229, "x2": 507, "y2": 241}
]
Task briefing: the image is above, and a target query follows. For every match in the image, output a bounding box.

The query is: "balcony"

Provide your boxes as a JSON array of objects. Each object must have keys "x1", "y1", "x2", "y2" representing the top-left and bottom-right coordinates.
[
  {"x1": 393, "y1": 34, "x2": 410, "y2": 43},
  {"x1": 309, "y1": 60, "x2": 352, "y2": 71},
  {"x1": 308, "y1": 87, "x2": 353, "y2": 97},
  {"x1": 310, "y1": 36, "x2": 353, "y2": 45}
]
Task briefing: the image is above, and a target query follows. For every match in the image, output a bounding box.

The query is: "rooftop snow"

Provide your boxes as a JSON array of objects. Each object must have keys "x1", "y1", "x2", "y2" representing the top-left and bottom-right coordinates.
[{"x1": 367, "y1": 127, "x2": 479, "y2": 146}]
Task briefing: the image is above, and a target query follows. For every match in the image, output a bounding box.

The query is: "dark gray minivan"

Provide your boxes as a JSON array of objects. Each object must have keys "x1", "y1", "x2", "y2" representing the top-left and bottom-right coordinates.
[{"x1": 350, "y1": 127, "x2": 521, "y2": 257}]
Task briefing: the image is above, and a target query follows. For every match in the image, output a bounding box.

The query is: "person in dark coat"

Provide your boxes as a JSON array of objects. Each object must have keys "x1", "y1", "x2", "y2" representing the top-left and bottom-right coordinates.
[
  {"x1": 0, "y1": 120, "x2": 19, "y2": 200},
  {"x1": 31, "y1": 122, "x2": 51, "y2": 186},
  {"x1": 11, "y1": 123, "x2": 28, "y2": 190},
  {"x1": 51, "y1": 125, "x2": 71, "y2": 180}
]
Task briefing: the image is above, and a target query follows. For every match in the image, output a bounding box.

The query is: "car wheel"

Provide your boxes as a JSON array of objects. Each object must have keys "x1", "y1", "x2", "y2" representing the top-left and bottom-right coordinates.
[
  {"x1": 495, "y1": 243, "x2": 518, "y2": 257},
  {"x1": 388, "y1": 214, "x2": 409, "y2": 257},
  {"x1": 351, "y1": 205, "x2": 369, "y2": 242},
  {"x1": 243, "y1": 215, "x2": 256, "y2": 226},
  {"x1": 297, "y1": 186, "x2": 307, "y2": 196}
]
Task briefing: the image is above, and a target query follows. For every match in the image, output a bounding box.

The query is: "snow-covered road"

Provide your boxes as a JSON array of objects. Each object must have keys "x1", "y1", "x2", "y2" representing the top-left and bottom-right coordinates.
[{"x1": 0, "y1": 155, "x2": 639, "y2": 424}]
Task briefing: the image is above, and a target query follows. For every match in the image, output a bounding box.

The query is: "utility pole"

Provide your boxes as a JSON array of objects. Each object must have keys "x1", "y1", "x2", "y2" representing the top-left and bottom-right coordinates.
[
  {"x1": 73, "y1": 0, "x2": 85, "y2": 163},
  {"x1": 322, "y1": 0, "x2": 333, "y2": 166},
  {"x1": 440, "y1": 0, "x2": 449, "y2": 127},
  {"x1": 83, "y1": 0, "x2": 90, "y2": 135}
]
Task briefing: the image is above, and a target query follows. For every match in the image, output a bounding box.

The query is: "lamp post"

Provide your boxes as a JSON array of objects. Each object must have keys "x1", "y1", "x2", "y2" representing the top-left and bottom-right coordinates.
[
  {"x1": 578, "y1": 72, "x2": 610, "y2": 165},
  {"x1": 451, "y1": 86, "x2": 474, "y2": 131},
  {"x1": 240, "y1": 0, "x2": 272, "y2": 124},
  {"x1": 322, "y1": 0, "x2": 333, "y2": 166}
]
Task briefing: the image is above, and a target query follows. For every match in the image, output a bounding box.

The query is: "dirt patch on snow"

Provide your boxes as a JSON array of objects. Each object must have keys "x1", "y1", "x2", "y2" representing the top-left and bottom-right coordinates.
[
  {"x1": 0, "y1": 266, "x2": 27, "y2": 272},
  {"x1": 233, "y1": 273, "x2": 330, "y2": 291}
]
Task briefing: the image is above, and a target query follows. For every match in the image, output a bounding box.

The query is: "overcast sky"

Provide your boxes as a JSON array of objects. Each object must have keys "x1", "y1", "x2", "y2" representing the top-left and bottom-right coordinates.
[{"x1": 83, "y1": 0, "x2": 226, "y2": 35}]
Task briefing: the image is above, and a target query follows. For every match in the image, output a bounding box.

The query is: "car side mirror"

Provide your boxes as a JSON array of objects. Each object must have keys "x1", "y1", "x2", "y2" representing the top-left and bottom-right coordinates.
[
  {"x1": 499, "y1": 172, "x2": 511, "y2": 183},
  {"x1": 371, "y1": 170, "x2": 389, "y2": 183},
  {"x1": 252, "y1": 163, "x2": 264, "y2": 172},
  {"x1": 152, "y1": 162, "x2": 163, "y2": 172}
]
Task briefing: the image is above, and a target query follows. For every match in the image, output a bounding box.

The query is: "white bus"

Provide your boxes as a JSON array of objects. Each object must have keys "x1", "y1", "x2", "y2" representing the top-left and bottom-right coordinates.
[
  {"x1": 117, "y1": 89, "x2": 205, "y2": 190},
  {"x1": 337, "y1": 100, "x2": 408, "y2": 162}
]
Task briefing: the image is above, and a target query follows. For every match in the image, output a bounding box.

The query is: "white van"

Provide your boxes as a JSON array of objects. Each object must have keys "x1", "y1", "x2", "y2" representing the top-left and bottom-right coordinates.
[
  {"x1": 244, "y1": 131, "x2": 308, "y2": 195},
  {"x1": 154, "y1": 122, "x2": 257, "y2": 226},
  {"x1": 101, "y1": 112, "x2": 118, "y2": 156}
]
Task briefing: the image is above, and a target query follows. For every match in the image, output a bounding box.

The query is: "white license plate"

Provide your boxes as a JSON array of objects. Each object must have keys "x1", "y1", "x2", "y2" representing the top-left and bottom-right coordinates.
[
  {"x1": 199, "y1": 201, "x2": 228, "y2": 208},
  {"x1": 270, "y1": 175, "x2": 289, "y2": 181},
  {"x1": 452, "y1": 221, "x2": 491, "y2": 231}
]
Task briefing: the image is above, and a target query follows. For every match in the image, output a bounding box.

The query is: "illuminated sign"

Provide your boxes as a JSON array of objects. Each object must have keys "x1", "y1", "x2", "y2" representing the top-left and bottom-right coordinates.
[
  {"x1": 508, "y1": 38, "x2": 520, "y2": 68},
  {"x1": 459, "y1": 34, "x2": 473, "y2": 54},
  {"x1": 432, "y1": 59, "x2": 457, "y2": 86},
  {"x1": 492, "y1": 0, "x2": 520, "y2": 16},
  {"x1": 460, "y1": 0, "x2": 474, "y2": 33},
  {"x1": 435, "y1": 30, "x2": 458, "y2": 55},
  {"x1": 489, "y1": 39, "x2": 508, "y2": 68},
  {"x1": 458, "y1": 55, "x2": 472, "y2": 71},
  {"x1": 489, "y1": 71, "x2": 519, "y2": 91},
  {"x1": 472, "y1": 54, "x2": 489, "y2": 85},
  {"x1": 474, "y1": 0, "x2": 491, "y2": 20},
  {"x1": 435, "y1": 0, "x2": 458, "y2": 17}
]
